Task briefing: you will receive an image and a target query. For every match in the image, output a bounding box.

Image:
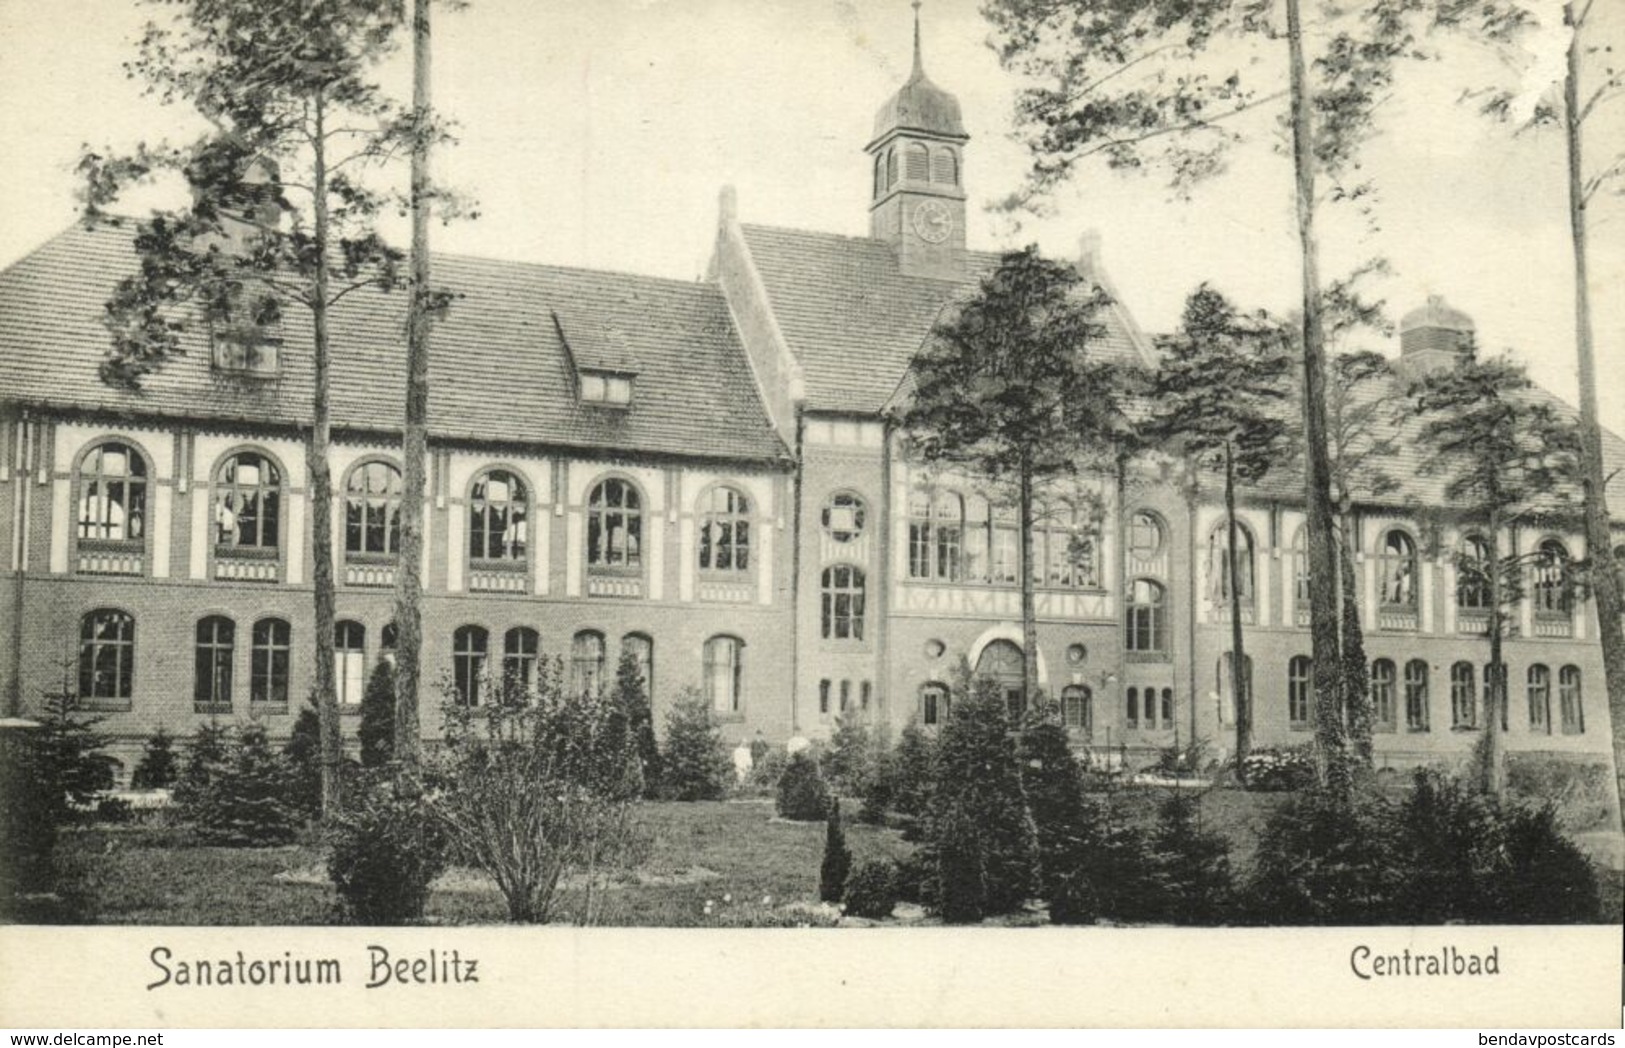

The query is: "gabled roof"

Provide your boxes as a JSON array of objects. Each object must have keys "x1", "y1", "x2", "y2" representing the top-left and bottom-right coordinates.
[
  {"x1": 737, "y1": 224, "x2": 1155, "y2": 415},
  {"x1": 0, "y1": 223, "x2": 789, "y2": 465}
]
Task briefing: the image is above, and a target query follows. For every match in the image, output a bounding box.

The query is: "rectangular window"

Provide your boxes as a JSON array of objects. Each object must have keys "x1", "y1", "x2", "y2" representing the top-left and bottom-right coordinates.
[
  {"x1": 250, "y1": 619, "x2": 290, "y2": 706},
  {"x1": 1527, "y1": 665, "x2": 1551, "y2": 734},
  {"x1": 819, "y1": 679, "x2": 831, "y2": 715},
  {"x1": 1559, "y1": 666, "x2": 1584, "y2": 734},
  {"x1": 1404, "y1": 661, "x2": 1430, "y2": 733},
  {"x1": 861, "y1": 680, "x2": 872, "y2": 711},
  {"x1": 839, "y1": 679, "x2": 851, "y2": 712},
  {"x1": 1125, "y1": 687, "x2": 1138, "y2": 730}
]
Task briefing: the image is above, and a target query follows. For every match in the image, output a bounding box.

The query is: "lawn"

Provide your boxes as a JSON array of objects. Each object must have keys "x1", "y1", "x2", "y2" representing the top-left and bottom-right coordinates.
[{"x1": 27, "y1": 788, "x2": 1624, "y2": 926}]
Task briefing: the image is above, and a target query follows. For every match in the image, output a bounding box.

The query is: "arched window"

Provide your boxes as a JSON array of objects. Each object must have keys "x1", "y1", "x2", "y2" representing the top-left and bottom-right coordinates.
[
  {"x1": 885, "y1": 147, "x2": 897, "y2": 188},
  {"x1": 905, "y1": 142, "x2": 930, "y2": 180},
  {"x1": 1128, "y1": 511, "x2": 1164, "y2": 561},
  {"x1": 704, "y1": 635, "x2": 743, "y2": 714},
  {"x1": 469, "y1": 469, "x2": 528, "y2": 562},
  {"x1": 194, "y1": 615, "x2": 235, "y2": 710},
  {"x1": 1379, "y1": 530, "x2": 1418, "y2": 608},
  {"x1": 345, "y1": 460, "x2": 403, "y2": 554},
  {"x1": 698, "y1": 486, "x2": 751, "y2": 573},
  {"x1": 77, "y1": 442, "x2": 148, "y2": 543},
  {"x1": 1527, "y1": 663, "x2": 1551, "y2": 734},
  {"x1": 1559, "y1": 665, "x2": 1584, "y2": 734},
  {"x1": 976, "y1": 639, "x2": 1026, "y2": 721},
  {"x1": 1371, "y1": 658, "x2": 1397, "y2": 730},
  {"x1": 920, "y1": 682, "x2": 949, "y2": 726},
  {"x1": 250, "y1": 618, "x2": 290, "y2": 706},
  {"x1": 1291, "y1": 526, "x2": 1310, "y2": 605},
  {"x1": 931, "y1": 147, "x2": 958, "y2": 185},
  {"x1": 334, "y1": 621, "x2": 365, "y2": 706},
  {"x1": 1450, "y1": 661, "x2": 1476, "y2": 729},
  {"x1": 78, "y1": 609, "x2": 134, "y2": 705},
  {"x1": 1532, "y1": 539, "x2": 1572, "y2": 616},
  {"x1": 1062, "y1": 684, "x2": 1092, "y2": 733},
  {"x1": 1161, "y1": 687, "x2": 1174, "y2": 727},
  {"x1": 622, "y1": 632, "x2": 654, "y2": 699},
  {"x1": 1037, "y1": 503, "x2": 1097, "y2": 589},
  {"x1": 963, "y1": 494, "x2": 989, "y2": 582},
  {"x1": 1457, "y1": 534, "x2": 1492, "y2": 610},
  {"x1": 571, "y1": 630, "x2": 606, "y2": 697},
  {"x1": 503, "y1": 626, "x2": 539, "y2": 694},
  {"x1": 1288, "y1": 655, "x2": 1312, "y2": 728},
  {"x1": 1125, "y1": 686, "x2": 1139, "y2": 729},
  {"x1": 1125, "y1": 578, "x2": 1168, "y2": 653},
  {"x1": 214, "y1": 451, "x2": 281, "y2": 550},
  {"x1": 1143, "y1": 684, "x2": 1159, "y2": 729},
  {"x1": 907, "y1": 490, "x2": 963, "y2": 581},
  {"x1": 381, "y1": 621, "x2": 398, "y2": 666},
  {"x1": 1404, "y1": 659, "x2": 1430, "y2": 732},
  {"x1": 453, "y1": 626, "x2": 489, "y2": 706},
  {"x1": 821, "y1": 564, "x2": 866, "y2": 640},
  {"x1": 822, "y1": 491, "x2": 866, "y2": 543},
  {"x1": 587, "y1": 477, "x2": 642, "y2": 571},
  {"x1": 1207, "y1": 522, "x2": 1255, "y2": 607}
]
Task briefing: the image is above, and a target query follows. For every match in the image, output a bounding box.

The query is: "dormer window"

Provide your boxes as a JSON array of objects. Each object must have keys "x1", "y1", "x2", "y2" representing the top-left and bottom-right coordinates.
[
  {"x1": 580, "y1": 370, "x2": 633, "y2": 407},
  {"x1": 209, "y1": 294, "x2": 283, "y2": 378}
]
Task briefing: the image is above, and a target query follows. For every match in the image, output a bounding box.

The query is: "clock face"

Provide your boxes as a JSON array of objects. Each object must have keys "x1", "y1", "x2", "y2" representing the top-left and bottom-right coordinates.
[{"x1": 912, "y1": 200, "x2": 953, "y2": 244}]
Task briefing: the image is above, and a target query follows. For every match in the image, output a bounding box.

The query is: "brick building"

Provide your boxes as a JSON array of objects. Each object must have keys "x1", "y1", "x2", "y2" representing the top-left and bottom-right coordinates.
[{"x1": 1, "y1": 23, "x2": 1619, "y2": 782}]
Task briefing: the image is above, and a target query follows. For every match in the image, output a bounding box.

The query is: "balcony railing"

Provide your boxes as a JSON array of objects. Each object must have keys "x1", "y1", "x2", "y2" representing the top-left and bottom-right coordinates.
[
  {"x1": 215, "y1": 545, "x2": 279, "y2": 583},
  {"x1": 76, "y1": 539, "x2": 144, "y2": 577},
  {"x1": 469, "y1": 558, "x2": 528, "y2": 594}
]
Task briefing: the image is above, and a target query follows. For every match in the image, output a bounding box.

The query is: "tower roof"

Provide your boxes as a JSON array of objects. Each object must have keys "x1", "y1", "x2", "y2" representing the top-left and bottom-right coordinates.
[
  {"x1": 1399, "y1": 294, "x2": 1475, "y2": 333},
  {"x1": 869, "y1": 3, "x2": 967, "y2": 145}
]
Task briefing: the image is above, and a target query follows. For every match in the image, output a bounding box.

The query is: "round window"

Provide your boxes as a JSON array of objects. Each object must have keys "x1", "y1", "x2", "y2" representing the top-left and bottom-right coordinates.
[
  {"x1": 924, "y1": 639, "x2": 946, "y2": 659},
  {"x1": 822, "y1": 491, "x2": 866, "y2": 542},
  {"x1": 1065, "y1": 643, "x2": 1088, "y2": 666}
]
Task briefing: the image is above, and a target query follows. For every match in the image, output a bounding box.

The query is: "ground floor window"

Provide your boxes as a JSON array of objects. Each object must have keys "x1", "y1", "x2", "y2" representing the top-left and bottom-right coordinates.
[
  {"x1": 1062, "y1": 684, "x2": 1091, "y2": 733},
  {"x1": 921, "y1": 682, "x2": 948, "y2": 726},
  {"x1": 1450, "y1": 661, "x2": 1476, "y2": 729},
  {"x1": 1559, "y1": 665, "x2": 1584, "y2": 734},
  {"x1": 1287, "y1": 655, "x2": 1311, "y2": 728},
  {"x1": 335, "y1": 620, "x2": 365, "y2": 706},
  {"x1": 704, "y1": 635, "x2": 742, "y2": 714},
  {"x1": 250, "y1": 618, "x2": 290, "y2": 706}
]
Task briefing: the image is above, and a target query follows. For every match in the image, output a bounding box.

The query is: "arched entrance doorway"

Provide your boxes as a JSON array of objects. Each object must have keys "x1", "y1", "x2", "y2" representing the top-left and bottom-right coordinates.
[{"x1": 975, "y1": 639, "x2": 1026, "y2": 721}]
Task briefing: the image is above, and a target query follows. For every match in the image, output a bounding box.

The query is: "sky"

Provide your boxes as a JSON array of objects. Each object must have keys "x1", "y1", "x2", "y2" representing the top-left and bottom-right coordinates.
[{"x1": 1, "y1": 0, "x2": 1621, "y2": 434}]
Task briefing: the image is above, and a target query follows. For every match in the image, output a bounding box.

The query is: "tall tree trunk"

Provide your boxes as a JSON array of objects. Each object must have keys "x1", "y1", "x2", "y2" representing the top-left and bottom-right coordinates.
[
  {"x1": 1286, "y1": 0, "x2": 1351, "y2": 796},
  {"x1": 1337, "y1": 509, "x2": 1373, "y2": 764},
  {"x1": 1564, "y1": 1, "x2": 1625, "y2": 833},
  {"x1": 393, "y1": 0, "x2": 432, "y2": 776},
  {"x1": 1224, "y1": 443, "x2": 1251, "y2": 765},
  {"x1": 310, "y1": 87, "x2": 342, "y2": 817},
  {"x1": 1483, "y1": 508, "x2": 1505, "y2": 798},
  {"x1": 1017, "y1": 457, "x2": 1038, "y2": 718}
]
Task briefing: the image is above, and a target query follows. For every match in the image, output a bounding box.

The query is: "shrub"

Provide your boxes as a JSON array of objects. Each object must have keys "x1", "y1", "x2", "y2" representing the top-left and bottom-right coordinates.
[
  {"x1": 329, "y1": 776, "x2": 448, "y2": 925},
  {"x1": 281, "y1": 707, "x2": 324, "y2": 817},
  {"x1": 1242, "y1": 785, "x2": 1400, "y2": 924},
  {"x1": 925, "y1": 671, "x2": 1035, "y2": 923},
  {"x1": 174, "y1": 721, "x2": 231, "y2": 815},
  {"x1": 776, "y1": 750, "x2": 831, "y2": 821},
  {"x1": 0, "y1": 724, "x2": 59, "y2": 901},
  {"x1": 1240, "y1": 746, "x2": 1315, "y2": 791},
  {"x1": 819, "y1": 802, "x2": 851, "y2": 903},
  {"x1": 1495, "y1": 803, "x2": 1599, "y2": 923},
  {"x1": 132, "y1": 728, "x2": 179, "y2": 789},
  {"x1": 187, "y1": 725, "x2": 301, "y2": 846},
  {"x1": 1049, "y1": 792, "x2": 1154, "y2": 925},
  {"x1": 94, "y1": 796, "x2": 135, "y2": 824},
  {"x1": 824, "y1": 711, "x2": 876, "y2": 794},
  {"x1": 1018, "y1": 713, "x2": 1086, "y2": 899},
  {"x1": 659, "y1": 690, "x2": 730, "y2": 801},
  {"x1": 611, "y1": 649, "x2": 662, "y2": 796},
  {"x1": 890, "y1": 850, "x2": 935, "y2": 907},
  {"x1": 747, "y1": 747, "x2": 788, "y2": 790},
  {"x1": 844, "y1": 860, "x2": 898, "y2": 919},
  {"x1": 1391, "y1": 769, "x2": 1505, "y2": 922},
  {"x1": 1144, "y1": 790, "x2": 1234, "y2": 925},
  {"x1": 358, "y1": 660, "x2": 397, "y2": 769},
  {"x1": 427, "y1": 659, "x2": 643, "y2": 923},
  {"x1": 1505, "y1": 754, "x2": 1615, "y2": 834},
  {"x1": 857, "y1": 752, "x2": 895, "y2": 824},
  {"x1": 888, "y1": 720, "x2": 937, "y2": 840},
  {"x1": 33, "y1": 692, "x2": 111, "y2": 817}
]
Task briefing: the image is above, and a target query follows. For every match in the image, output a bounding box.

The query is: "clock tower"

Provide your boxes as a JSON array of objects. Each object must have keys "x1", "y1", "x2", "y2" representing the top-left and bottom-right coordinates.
[{"x1": 867, "y1": 2, "x2": 968, "y2": 280}]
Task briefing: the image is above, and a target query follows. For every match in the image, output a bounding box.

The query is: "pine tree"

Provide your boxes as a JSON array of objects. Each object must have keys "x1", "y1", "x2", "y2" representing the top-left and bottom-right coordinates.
[
  {"x1": 174, "y1": 720, "x2": 230, "y2": 815},
  {"x1": 776, "y1": 750, "x2": 833, "y2": 821},
  {"x1": 611, "y1": 648, "x2": 660, "y2": 796},
  {"x1": 897, "y1": 247, "x2": 1132, "y2": 707},
  {"x1": 925, "y1": 672, "x2": 1036, "y2": 922},
  {"x1": 358, "y1": 660, "x2": 397, "y2": 769},
  {"x1": 282, "y1": 706, "x2": 324, "y2": 816},
  {"x1": 888, "y1": 720, "x2": 938, "y2": 840},
  {"x1": 194, "y1": 724, "x2": 300, "y2": 846},
  {"x1": 132, "y1": 728, "x2": 179, "y2": 789},
  {"x1": 1150, "y1": 285, "x2": 1293, "y2": 767},
  {"x1": 1147, "y1": 791, "x2": 1234, "y2": 925},
  {"x1": 659, "y1": 690, "x2": 729, "y2": 801},
  {"x1": 32, "y1": 690, "x2": 111, "y2": 815},
  {"x1": 819, "y1": 800, "x2": 852, "y2": 904},
  {"x1": 1017, "y1": 713, "x2": 1086, "y2": 900},
  {"x1": 824, "y1": 710, "x2": 874, "y2": 795}
]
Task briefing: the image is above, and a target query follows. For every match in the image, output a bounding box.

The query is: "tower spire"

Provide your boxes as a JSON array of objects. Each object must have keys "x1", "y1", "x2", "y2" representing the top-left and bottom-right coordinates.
[{"x1": 911, "y1": 0, "x2": 923, "y2": 78}]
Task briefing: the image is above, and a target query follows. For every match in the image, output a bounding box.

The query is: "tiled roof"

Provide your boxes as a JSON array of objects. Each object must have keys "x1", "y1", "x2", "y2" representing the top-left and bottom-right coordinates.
[
  {"x1": 738, "y1": 224, "x2": 1153, "y2": 414},
  {"x1": 1208, "y1": 363, "x2": 1625, "y2": 517},
  {"x1": 0, "y1": 223, "x2": 789, "y2": 464}
]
